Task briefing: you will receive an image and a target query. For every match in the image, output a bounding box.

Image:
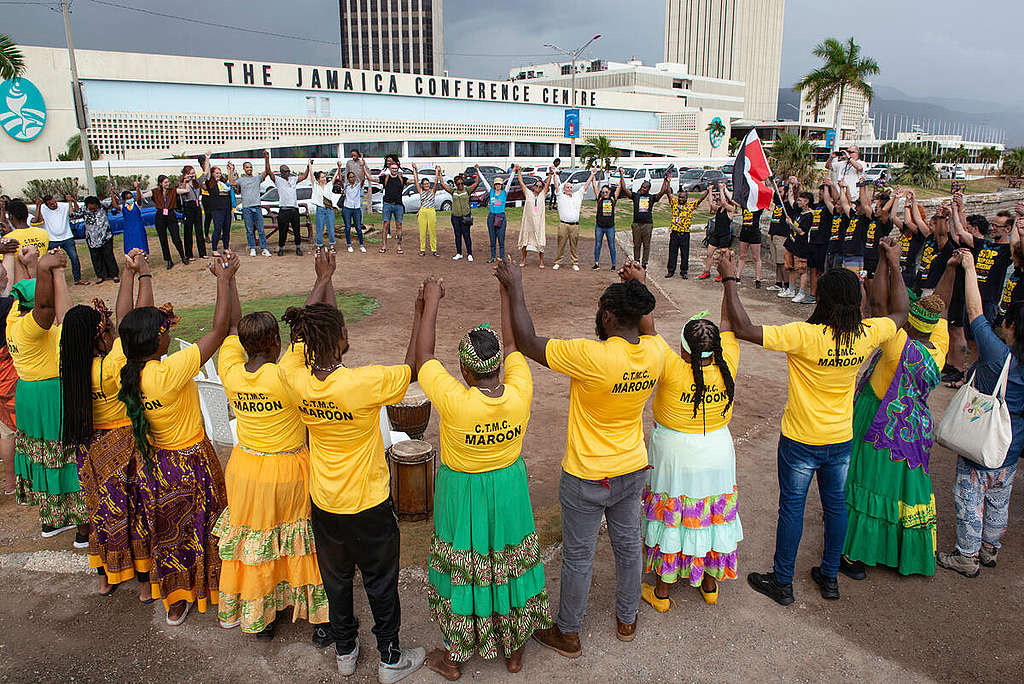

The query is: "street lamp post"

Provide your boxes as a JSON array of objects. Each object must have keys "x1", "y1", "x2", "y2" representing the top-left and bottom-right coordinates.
[
  {"x1": 59, "y1": 0, "x2": 96, "y2": 195},
  {"x1": 544, "y1": 35, "x2": 601, "y2": 169},
  {"x1": 785, "y1": 103, "x2": 801, "y2": 140}
]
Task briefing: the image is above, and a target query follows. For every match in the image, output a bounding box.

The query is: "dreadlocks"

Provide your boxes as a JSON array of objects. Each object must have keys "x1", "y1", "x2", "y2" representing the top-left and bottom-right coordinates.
[
  {"x1": 806, "y1": 268, "x2": 865, "y2": 358},
  {"x1": 595, "y1": 279, "x2": 657, "y2": 339},
  {"x1": 117, "y1": 307, "x2": 165, "y2": 460},
  {"x1": 59, "y1": 305, "x2": 105, "y2": 446},
  {"x1": 281, "y1": 303, "x2": 346, "y2": 370},
  {"x1": 682, "y1": 319, "x2": 735, "y2": 419}
]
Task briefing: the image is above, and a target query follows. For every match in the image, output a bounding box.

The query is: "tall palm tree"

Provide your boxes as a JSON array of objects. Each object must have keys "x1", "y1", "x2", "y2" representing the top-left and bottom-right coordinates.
[
  {"x1": 1002, "y1": 148, "x2": 1024, "y2": 178},
  {"x1": 579, "y1": 135, "x2": 619, "y2": 171},
  {"x1": 0, "y1": 34, "x2": 25, "y2": 81},
  {"x1": 900, "y1": 144, "x2": 939, "y2": 188},
  {"x1": 57, "y1": 133, "x2": 100, "y2": 161},
  {"x1": 795, "y1": 37, "x2": 879, "y2": 153},
  {"x1": 769, "y1": 132, "x2": 817, "y2": 183}
]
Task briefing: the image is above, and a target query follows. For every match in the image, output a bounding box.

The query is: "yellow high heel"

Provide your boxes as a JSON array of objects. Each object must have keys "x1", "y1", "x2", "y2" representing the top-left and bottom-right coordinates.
[
  {"x1": 641, "y1": 583, "x2": 671, "y2": 613},
  {"x1": 699, "y1": 580, "x2": 718, "y2": 605}
]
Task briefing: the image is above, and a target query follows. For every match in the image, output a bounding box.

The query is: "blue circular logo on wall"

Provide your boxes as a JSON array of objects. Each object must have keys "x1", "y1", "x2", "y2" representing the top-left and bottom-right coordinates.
[
  {"x1": 708, "y1": 116, "x2": 724, "y2": 149},
  {"x1": 0, "y1": 77, "x2": 47, "y2": 142}
]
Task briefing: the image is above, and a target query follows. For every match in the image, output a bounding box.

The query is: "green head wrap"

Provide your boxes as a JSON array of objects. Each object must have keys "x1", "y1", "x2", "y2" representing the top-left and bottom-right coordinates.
[
  {"x1": 11, "y1": 279, "x2": 36, "y2": 312},
  {"x1": 458, "y1": 324, "x2": 501, "y2": 375}
]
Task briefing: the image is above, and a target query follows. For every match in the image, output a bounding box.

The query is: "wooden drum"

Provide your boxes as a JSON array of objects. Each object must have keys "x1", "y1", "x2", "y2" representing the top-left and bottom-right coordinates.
[
  {"x1": 386, "y1": 381, "x2": 432, "y2": 440},
  {"x1": 386, "y1": 439, "x2": 436, "y2": 521}
]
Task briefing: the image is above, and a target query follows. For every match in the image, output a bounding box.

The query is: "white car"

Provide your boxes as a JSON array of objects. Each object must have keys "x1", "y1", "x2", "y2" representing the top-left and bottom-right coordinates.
[
  {"x1": 861, "y1": 166, "x2": 891, "y2": 185},
  {"x1": 629, "y1": 166, "x2": 678, "y2": 193},
  {"x1": 370, "y1": 183, "x2": 453, "y2": 214}
]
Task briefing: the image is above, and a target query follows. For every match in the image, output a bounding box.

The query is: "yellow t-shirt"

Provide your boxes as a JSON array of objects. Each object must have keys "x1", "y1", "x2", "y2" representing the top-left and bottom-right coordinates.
[
  {"x1": 92, "y1": 338, "x2": 129, "y2": 429},
  {"x1": 5, "y1": 307, "x2": 61, "y2": 382},
  {"x1": 139, "y1": 344, "x2": 205, "y2": 450},
  {"x1": 653, "y1": 332, "x2": 739, "y2": 434},
  {"x1": 5, "y1": 226, "x2": 50, "y2": 259},
  {"x1": 546, "y1": 335, "x2": 667, "y2": 480},
  {"x1": 278, "y1": 345, "x2": 411, "y2": 515},
  {"x1": 763, "y1": 318, "x2": 898, "y2": 445},
  {"x1": 868, "y1": 322, "x2": 949, "y2": 399},
  {"x1": 668, "y1": 196, "x2": 700, "y2": 233},
  {"x1": 218, "y1": 335, "x2": 306, "y2": 453},
  {"x1": 418, "y1": 352, "x2": 532, "y2": 473}
]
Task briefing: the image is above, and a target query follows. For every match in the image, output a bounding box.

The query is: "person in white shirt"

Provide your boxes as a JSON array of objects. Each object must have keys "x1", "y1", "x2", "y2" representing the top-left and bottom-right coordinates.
[
  {"x1": 264, "y1": 150, "x2": 311, "y2": 256},
  {"x1": 34, "y1": 194, "x2": 86, "y2": 284},
  {"x1": 311, "y1": 168, "x2": 341, "y2": 250},
  {"x1": 339, "y1": 158, "x2": 369, "y2": 253},
  {"x1": 830, "y1": 146, "x2": 866, "y2": 201},
  {"x1": 552, "y1": 169, "x2": 596, "y2": 271}
]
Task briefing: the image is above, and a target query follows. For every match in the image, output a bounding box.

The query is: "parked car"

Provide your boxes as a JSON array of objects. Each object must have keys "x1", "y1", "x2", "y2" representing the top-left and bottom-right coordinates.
[
  {"x1": 720, "y1": 163, "x2": 735, "y2": 175},
  {"x1": 561, "y1": 169, "x2": 610, "y2": 200},
  {"x1": 678, "y1": 168, "x2": 731, "y2": 192},
  {"x1": 462, "y1": 165, "x2": 506, "y2": 185},
  {"x1": 255, "y1": 184, "x2": 315, "y2": 218},
  {"x1": 938, "y1": 164, "x2": 966, "y2": 180},
  {"x1": 861, "y1": 166, "x2": 892, "y2": 185}
]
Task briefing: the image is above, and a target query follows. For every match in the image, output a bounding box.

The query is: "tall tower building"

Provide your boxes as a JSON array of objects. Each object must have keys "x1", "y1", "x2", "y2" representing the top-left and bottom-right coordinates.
[
  {"x1": 664, "y1": 0, "x2": 785, "y2": 121},
  {"x1": 339, "y1": 0, "x2": 444, "y2": 75}
]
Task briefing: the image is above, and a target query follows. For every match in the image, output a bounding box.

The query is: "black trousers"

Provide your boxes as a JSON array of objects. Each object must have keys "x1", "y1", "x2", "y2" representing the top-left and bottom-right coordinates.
[
  {"x1": 182, "y1": 201, "x2": 206, "y2": 259},
  {"x1": 154, "y1": 212, "x2": 187, "y2": 265},
  {"x1": 201, "y1": 196, "x2": 213, "y2": 244},
  {"x1": 451, "y1": 214, "x2": 473, "y2": 255},
  {"x1": 667, "y1": 231, "x2": 690, "y2": 275},
  {"x1": 278, "y1": 207, "x2": 302, "y2": 247},
  {"x1": 310, "y1": 498, "x2": 401, "y2": 662},
  {"x1": 88, "y1": 239, "x2": 118, "y2": 280}
]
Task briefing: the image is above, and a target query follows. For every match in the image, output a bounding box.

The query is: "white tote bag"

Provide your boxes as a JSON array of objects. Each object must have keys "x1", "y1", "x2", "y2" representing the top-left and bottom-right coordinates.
[{"x1": 935, "y1": 354, "x2": 1014, "y2": 468}]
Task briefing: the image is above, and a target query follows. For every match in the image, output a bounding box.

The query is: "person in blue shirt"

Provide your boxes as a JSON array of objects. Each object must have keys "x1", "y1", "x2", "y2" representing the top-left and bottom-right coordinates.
[
  {"x1": 110, "y1": 184, "x2": 149, "y2": 255},
  {"x1": 937, "y1": 247, "x2": 1024, "y2": 577},
  {"x1": 476, "y1": 164, "x2": 509, "y2": 263}
]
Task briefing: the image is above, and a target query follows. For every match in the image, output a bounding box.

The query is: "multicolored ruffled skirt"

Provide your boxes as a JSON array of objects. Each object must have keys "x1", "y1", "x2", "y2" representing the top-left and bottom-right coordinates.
[
  {"x1": 214, "y1": 443, "x2": 328, "y2": 632},
  {"x1": 149, "y1": 436, "x2": 227, "y2": 612},
  {"x1": 13, "y1": 377, "x2": 87, "y2": 528},
  {"x1": 427, "y1": 456, "x2": 552, "y2": 663},
  {"x1": 842, "y1": 388, "x2": 937, "y2": 576},
  {"x1": 642, "y1": 422, "x2": 743, "y2": 586},
  {"x1": 77, "y1": 424, "x2": 156, "y2": 583}
]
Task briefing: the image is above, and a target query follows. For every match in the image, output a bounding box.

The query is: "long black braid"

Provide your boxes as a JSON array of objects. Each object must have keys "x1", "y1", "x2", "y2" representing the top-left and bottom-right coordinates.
[
  {"x1": 806, "y1": 268, "x2": 865, "y2": 358},
  {"x1": 59, "y1": 305, "x2": 104, "y2": 446},
  {"x1": 682, "y1": 319, "x2": 735, "y2": 419},
  {"x1": 117, "y1": 307, "x2": 165, "y2": 460},
  {"x1": 281, "y1": 303, "x2": 346, "y2": 370}
]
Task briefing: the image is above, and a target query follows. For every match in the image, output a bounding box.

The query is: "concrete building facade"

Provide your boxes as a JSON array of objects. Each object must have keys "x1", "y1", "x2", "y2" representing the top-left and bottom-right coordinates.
[
  {"x1": 798, "y1": 85, "x2": 874, "y2": 141},
  {"x1": 663, "y1": 0, "x2": 785, "y2": 121},
  {"x1": 339, "y1": 0, "x2": 443, "y2": 75}
]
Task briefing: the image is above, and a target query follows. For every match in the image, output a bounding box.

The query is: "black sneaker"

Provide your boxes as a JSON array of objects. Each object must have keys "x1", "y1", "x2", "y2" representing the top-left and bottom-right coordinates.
[
  {"x1": 747, "y1": 571, "x2": 794, "y2": 606},
  {"x1": 278, "y1": 248, "x2": 285, "y2": 257},
  {"x1": 312, "y1": 624, "x2": 334, "y2": 648},
  {"x1": 839, "y1": 555, "x2": 867, "y2": 580},
  {"x1": 592, "y1": 263, "x2": 599, "y2": 270},
  {"x1": 811, "y1": 566, "x2": 840, "y2": 600},
  {"x1": 665, "y1": 272, "x2": 675, "y2": 278},
  {"x1": 680, "y1": 273, "x2": 688, "y2": 279},
  {"x1": 73, "y1": 532, "x2": 89, "y2": 549},
  {"x1": 256, "y1": 620, "x2": 277, "y2": 641},
  {"x1": 296, "y1": 246, "x2": 304, "y2": 257},
  {"x1": 40, "y1": 523, "x2": 76, "y2": 538},
  {"x1": 165, "y1": 261, "x2": 174, "y2": 270},
  {"x1": 755, "y1": 280, "x2": 762, "y2": 289}
]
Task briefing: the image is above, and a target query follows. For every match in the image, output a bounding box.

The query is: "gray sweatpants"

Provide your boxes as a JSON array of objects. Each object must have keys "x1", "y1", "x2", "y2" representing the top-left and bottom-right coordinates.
[{"x1": 556, "y1": 467, "x2": 646, "y2": 634}]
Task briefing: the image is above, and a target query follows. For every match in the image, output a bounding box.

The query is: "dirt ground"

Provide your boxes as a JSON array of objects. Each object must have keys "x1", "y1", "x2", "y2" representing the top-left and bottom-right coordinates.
[{"x1": 1, "y1": 223, "x2": 1022, "y2": 683}]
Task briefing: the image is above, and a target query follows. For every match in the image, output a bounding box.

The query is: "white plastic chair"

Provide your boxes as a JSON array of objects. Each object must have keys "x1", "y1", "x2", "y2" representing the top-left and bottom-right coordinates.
[
  {"x1": 176, "y1": 337, "x2": 219, "y2": 381},
  {"x1": 196, "y1": 377, "x2": 238, "y2": 447},
  {"x1": 379, "y1": 406, "x2": 409, "y2": 449}
]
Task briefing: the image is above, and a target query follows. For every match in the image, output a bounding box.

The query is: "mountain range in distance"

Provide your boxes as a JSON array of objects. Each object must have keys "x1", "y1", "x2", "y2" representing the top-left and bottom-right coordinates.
[{"x1": 776, "y1": 86, "x2": 1022, "y2": 147}]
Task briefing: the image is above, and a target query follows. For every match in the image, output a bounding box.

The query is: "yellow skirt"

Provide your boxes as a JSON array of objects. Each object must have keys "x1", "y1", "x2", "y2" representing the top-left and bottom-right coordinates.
[{"x1": 213, "y1": 444, "x2": 328, "y2": 632}]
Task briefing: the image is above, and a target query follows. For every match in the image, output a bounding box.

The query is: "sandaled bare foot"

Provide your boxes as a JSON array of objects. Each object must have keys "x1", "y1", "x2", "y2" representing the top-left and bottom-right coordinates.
[
  {"x1": 425, "y1": 648, "x2": 461, "y2": 680},
  {"x1": 166, "y1": 600, "x2": 188, "y2": 623},
  {"x1": 138, "y1": 581, "x2": 155, "y2": 604},
  {"x1": 397, "y1": 248, "x2": 404, "y2": 254},
  {"x1": 505, "y1": 644, "x2": 525, "y2": 673},
  {"x1": 379, "y1": 247, "x2": 387, "y2": 254},
  {"x1": 98, "y1": 574, "x2": 114, "y2": 596}
]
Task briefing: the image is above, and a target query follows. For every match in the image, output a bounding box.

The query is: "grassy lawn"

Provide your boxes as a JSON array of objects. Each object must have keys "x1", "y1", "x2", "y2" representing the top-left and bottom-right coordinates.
[
  {"x1": 901, "y1": 177, "x2": 1011, "y2": 200},
  {"x1": 172, "y1": 292, "x2": 377, "y2": 342}
]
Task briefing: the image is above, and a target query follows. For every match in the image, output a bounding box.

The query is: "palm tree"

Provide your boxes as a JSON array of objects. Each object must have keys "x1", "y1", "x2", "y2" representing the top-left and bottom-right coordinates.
[
  {"x1": 978, "y1": 146, "x2": 1001, "y2": 176},
  {"x1": 1003, "y1": 148, "x2": 1024, "y2": 178},
  {"x1": 900, "y1": 144, "x2": 939, "y2": 188},
  {"x1": 579, "y1": 135, "x2": 619, "y2": 171},
  {"x1": 880, "y1": 142, "x2": 904, "y2": 164},
  {"x1": 56, "y1": 133, "x2": 100, "y2": 161},
  {"x1": 795, "y1": 37, "x2": 880, "y2": 153},
  {"x1": 0, "y1": 34, "x2": 25, "y2": 81},
  {"x1": 769, "y1": 132, "x2": 817, "y2": 183},
  {"x1": 728, "y1": 137, "x2": 742, "y2": 156}
]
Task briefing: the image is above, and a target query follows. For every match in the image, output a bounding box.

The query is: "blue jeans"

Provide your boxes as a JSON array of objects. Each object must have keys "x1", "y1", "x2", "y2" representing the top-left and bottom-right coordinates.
[
  {"x1": 594, "y1": 225, "x2": 616, "y2": 266},
  {"x1": 49, "y1": 238, "x2": 82, "y2": 282},
  {"x1": 486, "y1": 212, "x2": 506, "y2": 259},
  {"x1": 315, "y1": 205, "x2": 336, "y2": 246},
  {"x1": 773, "y1": 435, "x2": 851, "y2": 584},
  {"x1": 341, "y1": 206, "x2": 364, "y2": 246},
  {"x1": 241, "y1": 206, "x2": 267, "y2": 251}
]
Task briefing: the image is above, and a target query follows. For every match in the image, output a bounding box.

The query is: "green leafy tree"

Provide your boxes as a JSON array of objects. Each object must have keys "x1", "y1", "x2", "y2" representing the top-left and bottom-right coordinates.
[
  {"x1": 21, "y1": 177, "x2": 85, "y2": 200},
  {"x1": 795, "y1": 37, "x2": 880, "y2": 153},
  {"x1": 769, "y1": 132, "x2": 817, "y2": 183},
  {"x1": 728, "y1": 137, "x2": 742, "y2": 156},
  {"x1": 978, "y1": 146, "x2": 1001, "y2": 176},
  {"x1": 1001, "y1": 148, "x2": 1024, "y2": 178},
  {"x1": 880, "y1": 142, "x2": 904, "y2": 164},
  {"x1": 579, "y1": 135, "x2": 619, "y2": 170},
  {"x1": 95, "y1": 174, "x2": 151, "y2": 197},
  {"x1": 900, "y1": 144, "x2": 939, "y2": 188},
  {"x1": 56, "y1": 133, "x2": 100, "y2": 161},
  {"x1": 0, "y1": 34, "x2": 25, "y2": 81}
]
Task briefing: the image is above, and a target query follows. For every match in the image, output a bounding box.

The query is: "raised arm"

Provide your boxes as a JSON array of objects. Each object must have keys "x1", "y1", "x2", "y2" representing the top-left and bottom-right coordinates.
[
  {"x1": 30, "y1": 251, "x2": 65, "y2": 330},
  {"x1": 411, "y1": 162, "x2": 420, "y2": 188},
  {"x1": 959, "y1": 249, "x2": 984, "y2": 323},
  {"x1": 414, "y1": 276, "x2": 443, "y2": 373},
  {"x1": 201, "y1": 152, "x2": 211, "y2": 180},
  {"x1": 263, "y1": 150, "x2": 275, "y2": 182},
  {"x1": 715, "y1": 250, "x2": 763, "y2": 345},
  {"x1": 947, "y1": 198, "x2": 973, "y2": 248},
  {"x1": 297, "y1": 159, "x2": 313, "y2": 184},
  {"x1": 403, "y1": 284, "x2": 424, "y2": 380},
  {"x1": 432, "y1": 166, "x2": 441, "y2": 193},
  {"x1": 478, "y1": 167, "x2": 491, "y2": 193},
  {"x1": 614, "y1": 170, "x2": 624, "y2": 199},
  {"x1": 581, "y1": 169, "x2": 596, "y2": 196},
  {"x1": 226, "y1": 161, "x2": 238, "y2": 186},
  {"x1": 868, "y1": 243, "x2": 891, "y2": 316},
  {"x1": 305, "y1": 249, "x2": 336, "y2": 306},
  {"x1": 933, "y1": 255, "x2": 957, "y2": 317},
  {"x1": 910, "y1": 198, "x2": 932, "y2": 237},
  {"x1": 656, "y1": 172, "x2": 671, "y2": 200},
  {"x1": 879, "y1": 237, "x2": 910, "y2": 329},
  {"x1": 539, "y1": 168, "x2": 554, "y2": 195},
  {"x1": 114, "y1": 252, "x2": 138, "y2": 324},
  {"x1": 195, "y1": 253, "x2": 239, "y2": 364},
  {"x1": 133, "y1": 181, "x2": 143, "y2": 206},
  {"x1": 499, "y1": 280, "x2": 517, "y2": 355},
  {"x1": 493, "y1": 258, "x2": 550, "y2": 366}
]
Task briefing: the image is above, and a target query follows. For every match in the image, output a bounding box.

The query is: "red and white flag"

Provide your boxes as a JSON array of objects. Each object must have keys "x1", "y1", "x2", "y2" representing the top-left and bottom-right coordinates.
[{"x1": 731, "y1": 129, "x2": 774, "y2": 211}]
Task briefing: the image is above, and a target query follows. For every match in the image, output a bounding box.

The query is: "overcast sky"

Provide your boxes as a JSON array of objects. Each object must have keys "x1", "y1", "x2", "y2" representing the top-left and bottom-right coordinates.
[{"x1": 4, "y1": 0, "x2": 1022, "y2": 110}]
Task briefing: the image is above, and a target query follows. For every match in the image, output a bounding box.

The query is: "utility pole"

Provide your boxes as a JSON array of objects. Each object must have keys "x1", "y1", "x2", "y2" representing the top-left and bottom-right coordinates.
[
  {"x1": 545, "y1": 35, "x2": 601, "y2": 169},
  {"x1": 60, "y1": 0, "x2": 96, "y2": 195}
]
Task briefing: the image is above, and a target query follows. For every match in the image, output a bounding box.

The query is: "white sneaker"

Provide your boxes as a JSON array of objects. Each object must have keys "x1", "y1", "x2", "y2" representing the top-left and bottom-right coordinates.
[
  {"x1": 452, "y1": 253, "x2": 463, "y2": 261},
  {"x1": 766, "y1": 284, "x2": 782, "y2": 292},
  {"x1": 803, "y1": 295, "x2": 816, "y2": 304},
  {"x1": 572, "y1": 264, "x2": 580, "y2": 271},
  {"x1": 378, "y1": 647, "x2": 426, "y2": 684},
  {"x1": 552, "y1": 264, "x2": 560, "y2": 270},
  {"x1": 249, "y1": 249, "x2": 257, "y2": 257},
  {"x1": 336, "y1": 640, "x2": 359, "y2": 676},
  {"x1": 776, "y1": 287, "x2": 793, "y2": 298},
  {"x1": 348, "y1": 245, "x2": 354, "y2": 253},
  {"x1": 467, "y1": 255, "x2": 474, "y2": 262},
  {"x1": 792, "y1": 292, "x2": 806, "y2": 303},
  {"x1": 360, "y1": 246, "x2": 366, "y2": 253},
  {"x1": 261, "y1": 249, "x2": 272, "y2": 257}
]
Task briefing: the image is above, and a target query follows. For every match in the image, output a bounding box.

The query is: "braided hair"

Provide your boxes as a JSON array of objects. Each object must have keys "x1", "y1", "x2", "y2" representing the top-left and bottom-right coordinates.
[
  {"x1": 281, "y1": 303, "x2": 346, "y2": 370},
  {"x1": 237, "y1": 311, "x2": 280, "y2": 358},
  {"x1": 59, "y1": 305, "x2": 104, "y2": 446},
  {"x1": 682, "y1": 319, "x2": 735, "y2": 418},
  {"x1": 806, "y1": 268, "x2": 865, "y2": 358},
  {"x1": 595, "y1": 279, "x2": 657, "y2": 339},
  {"x1": 117, "y1": 307, "x2": 165, "y2": 459}
]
